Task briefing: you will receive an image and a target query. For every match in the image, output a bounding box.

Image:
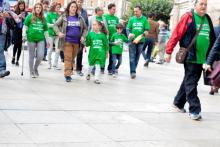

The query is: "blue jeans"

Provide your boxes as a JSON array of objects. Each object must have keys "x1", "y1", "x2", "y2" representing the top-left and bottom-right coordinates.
[
  {"x1": 128, "y1": 42, "x2": 144, "y2": 74},
  {"x1": 0, "y1": 34, "x2": 6, "y2": 72},
  {"x1": 112, "y1": 54, "x2": 122, "y2": 74},
  {"x1": 141, "y1": 37, "x2": 154, "y2": 62}
]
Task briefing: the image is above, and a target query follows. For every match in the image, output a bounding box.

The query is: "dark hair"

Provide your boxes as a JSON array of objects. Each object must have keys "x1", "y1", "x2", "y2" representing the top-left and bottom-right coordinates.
[
  {"x1": 32, "y1": 3, "x2": 45, "y2": 23},
  {"x1": 108, "y1": 3, "x2": 116, "y2": 10},
  {"x1": 14, "y1": 0, "x2": 26, "y2": 15},
  {"x1": 134, "y1": 5, "x2": 142, "y2": 10},
  {"x1": 65, "y1": 1, "x2": 78, "y2": 16},
  {"x1": 95, "y1": 20, "x2": 108, "y2": 35},
  {"x1": 116, "y1": 23, "x2": 123, "y2": 29},
  {"x1": 148, "y1": 13, "x2": 154, "y2": 18},
  {"x1": 95, "y1": 7, "x2": 103, "y2": 13},
  {"x1": 42, "y1": 0, "x2": 49, "y2": 5},
  {"x1": 49, "y1": 2, "x2": 61, "y2": 12}
]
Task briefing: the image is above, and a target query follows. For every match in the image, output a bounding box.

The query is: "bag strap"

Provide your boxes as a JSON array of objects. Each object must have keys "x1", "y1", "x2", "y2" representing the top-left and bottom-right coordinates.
[{"x1": 186, "y1": 16, "x2": 205, "y2": 51}]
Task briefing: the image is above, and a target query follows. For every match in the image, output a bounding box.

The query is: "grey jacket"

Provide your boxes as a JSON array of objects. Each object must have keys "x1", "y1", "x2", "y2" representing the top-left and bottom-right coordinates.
[
  {"x1": 53, "y1": 13, "x2": 87, "y2": 49},
  {"x1": 207, "y1": 34, "x2": 220, "y2": 65}
]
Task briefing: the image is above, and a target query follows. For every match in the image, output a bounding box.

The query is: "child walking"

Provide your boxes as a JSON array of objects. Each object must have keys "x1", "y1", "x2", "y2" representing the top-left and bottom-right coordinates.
[
  {"x1": 86, "y1": 20, "x2": 109, "y2": 84},
  {"x1": 110, "y1": 23, "x2": 128, "y2": 78}
]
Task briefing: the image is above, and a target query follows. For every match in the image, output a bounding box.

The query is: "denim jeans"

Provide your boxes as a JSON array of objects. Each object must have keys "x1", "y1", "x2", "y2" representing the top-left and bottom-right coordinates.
[
  {"x1": 112, "y1": 54, "x2": 122, "y2": 74},
  {"x1": 107, "y1": 44, "x2": 113, "y2": 72},
  {"x1": 141, "y1": 37, "x2": 154, "y2": 62},
  {"x1": 174, "y1": 62, "x2": 203, "y2": 114},
  {"x1": 0, "y1": 34, "x2": 6, "y2": 72},
  {"x1": 128, "y1": 42, "x2": 144, "y2": 74}
]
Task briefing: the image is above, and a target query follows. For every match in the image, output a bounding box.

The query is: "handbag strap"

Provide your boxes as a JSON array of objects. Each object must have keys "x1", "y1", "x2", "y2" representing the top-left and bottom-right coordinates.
[{"x1": 186, "y1": 16, "x2": 205, "y2": 51}]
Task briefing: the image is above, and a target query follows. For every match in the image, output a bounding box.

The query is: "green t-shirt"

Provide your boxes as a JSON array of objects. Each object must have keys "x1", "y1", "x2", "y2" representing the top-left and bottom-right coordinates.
[
  {"x1": 193, "y1": 12, "x2": 210, "y2": 64},
  {"x1": 46, "y1": 12, "x2": 59, "y2": 37},
  {"x1": 86, "y1": 31, "x2": 109, "y2": 67},
  {"x1": 24, "y1": 14, "x2": 48, "y2": 42},
  {"x1": 111, "y1": 33, "x2": 128, "y2": 54},
  {"x1": 96, "y1": 16, "x2": 103, "y2": 23},
  {"x1": 127, "y1": 15, "x2": 150, "y2": 42},
  {"x1": 104, "y1": 14, "x2": 119, "y2": 39}
]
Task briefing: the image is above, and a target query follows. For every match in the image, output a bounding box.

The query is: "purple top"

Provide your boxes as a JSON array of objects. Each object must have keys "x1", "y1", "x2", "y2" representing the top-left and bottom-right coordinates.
[{"x1": 65, "y1": 15, "x2": 81, "y2": 43}]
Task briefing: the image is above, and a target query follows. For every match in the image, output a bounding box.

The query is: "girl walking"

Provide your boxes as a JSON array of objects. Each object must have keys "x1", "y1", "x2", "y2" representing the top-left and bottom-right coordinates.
[
  {"x1": 23, "y1": 3, "x2": 49, "y2": 78},
  {"x1": 53, "y1": 1, "x2": 87, "y2": 82},
  {"x1": 46, "y1": 2, "x2": 61, "y2": 69},
  {"x1": 86, "y1": 20, "x2": 109, "y2": 84},
  {"x1": 12, "y1": 0, "x2": 27, "y2": 66}
]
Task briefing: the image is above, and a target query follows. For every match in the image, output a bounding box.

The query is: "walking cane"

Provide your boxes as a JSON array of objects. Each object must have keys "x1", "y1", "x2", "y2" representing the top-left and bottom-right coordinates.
[{"x1": 21, "y1": 41, "x2": 25, "y2": 76}]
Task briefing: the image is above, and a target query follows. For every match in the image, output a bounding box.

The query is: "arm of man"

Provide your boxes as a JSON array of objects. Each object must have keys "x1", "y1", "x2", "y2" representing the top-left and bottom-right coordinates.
[
  {"x1": 166, "y1": 12, "x2": 192, "y2": 55},
  {"x1": 207, "y1": 34, "x2": 220, "y2": 66}
]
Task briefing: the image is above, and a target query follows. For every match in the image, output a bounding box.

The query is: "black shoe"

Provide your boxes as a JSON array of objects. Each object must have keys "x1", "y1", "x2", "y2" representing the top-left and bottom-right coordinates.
[
  {"x1": 15, "y1": 61, "x2": 19, "y2": 66},
  {"x1": 0, "y1": 70, "x2": 10, "y2": 78},
  {"x1": 42, "y1": 58, "x2": 48, "y2": 61},
  {"x1": 130, "y1": 73, "x2": 136, "y2": 79},
  {"x1": 11, "y1": 58, "x2": 15, "y2": 64},
  {"x1": 65, "y1": 76, "x2": 72, "y2": 82},
  {"x1": 144, "y1": 61, "x2": 149, "y2": 67}
]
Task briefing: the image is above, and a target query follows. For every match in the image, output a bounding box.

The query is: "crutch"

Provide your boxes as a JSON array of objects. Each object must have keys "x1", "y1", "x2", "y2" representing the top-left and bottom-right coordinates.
[{"x1": 21, "y1": 41, "x2": 26, "y2": 76}]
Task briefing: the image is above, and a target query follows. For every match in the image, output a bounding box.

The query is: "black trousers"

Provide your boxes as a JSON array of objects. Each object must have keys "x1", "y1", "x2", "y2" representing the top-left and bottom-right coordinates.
[
  {"x1": 107, "y1": 44, "x2": 112, "y2": 72},
  {"x1": 174, "y1": 62, "x2": 203, "y2": 114},
  {"x1": 76, "y1": 45, "x2": 84, "y2": 71},
  {"x1": 13, "y1": 41, "x2": 22, "y2": 61}
]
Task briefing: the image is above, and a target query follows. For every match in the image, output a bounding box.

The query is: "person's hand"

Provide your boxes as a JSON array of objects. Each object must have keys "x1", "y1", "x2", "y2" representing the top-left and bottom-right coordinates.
[
  {"x1": 22, "y1": 36, "x2": 27, "y2": 42},
  {"x1": 2, "y1": 12, "x2": 10, "y2": 18},
  {"x1": 128, "y1": 33, "x2": 135, "y2": 39},
  {"x1": 165, "y1": 54, "x2": 172, "y2": 63},
  {"x1": 144, "y1": 31, "x2": 149, "y2": 37},
  {"x1": 58, "y1": 32, "x2": 65, "y2": 38},
  {"x1": 115, "y1": 40, "x2": 120, "y2": 45},
  {"x1": 46, "y1": 42, "x2": 50, "y2": 48},
  {"x1": 80, "y1": 37, "x2": 85, "y2": 43},
  {"x1": 203, "y1": 64, "x2": 212, "y2": 72}
]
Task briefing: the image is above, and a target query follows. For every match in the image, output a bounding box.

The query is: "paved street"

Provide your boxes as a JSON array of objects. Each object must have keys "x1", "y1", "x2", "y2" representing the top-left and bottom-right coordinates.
[{"x1": 0, "y1": 47, "x2": 220, "y2": 147}]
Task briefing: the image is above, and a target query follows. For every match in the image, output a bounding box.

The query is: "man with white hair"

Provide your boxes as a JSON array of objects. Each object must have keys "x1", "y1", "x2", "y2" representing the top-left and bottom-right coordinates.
[{"x1": 165, "y1": 0, "x2": 216, "y2": 120}]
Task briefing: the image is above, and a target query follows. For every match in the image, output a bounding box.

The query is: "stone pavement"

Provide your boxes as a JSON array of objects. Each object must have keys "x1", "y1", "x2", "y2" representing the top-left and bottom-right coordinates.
[{"x1": 0, "y1": 47, "x2": 220, "y2": 147}]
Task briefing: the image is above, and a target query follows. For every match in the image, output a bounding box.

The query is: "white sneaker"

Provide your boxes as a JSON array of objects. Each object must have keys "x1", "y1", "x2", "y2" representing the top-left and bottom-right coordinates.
[
  {"x1": 94, "y1": 79, "x2": 101, "y2": 84},
  {"x1": 112, "y1": 74, "x2": 117, "y2": 78},
  {"x1": 189, "y1": 113, "x2": 202, "y2": 121}
]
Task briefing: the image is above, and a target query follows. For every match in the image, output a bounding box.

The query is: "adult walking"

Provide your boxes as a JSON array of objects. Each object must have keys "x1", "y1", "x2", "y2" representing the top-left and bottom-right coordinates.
[
  {"x1": 166, "y1": 0, "x2": 216, "y2": 120},
  {"x1": 53, "y1": 1, "x2": 87, "y2": 82},
  {"x1": 23, "y1": 3, "x2": 49, "y2": 78},
  {"x1": 126, "y1": 6, "x2": 150, "y2": 79},
  {"x1": 0, "y1": 0, "x2": 10, "y2": 78},
  {"x1": 142, "y1": 13, "x2": 159, "y2": 67},
  {"x1": 76, "y1": 0, "x2": 89, "y2": 76},
  {"x1": 104, "y1": 3, "x2": 119, "y2": 75},
  {"x1": 11, "y1": 0, "x2": 27, "y2": 66}
]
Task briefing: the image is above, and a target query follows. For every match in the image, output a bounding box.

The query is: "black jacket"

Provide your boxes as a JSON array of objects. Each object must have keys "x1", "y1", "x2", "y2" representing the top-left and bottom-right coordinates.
[{"x1": 207, "y1": 34, "x2": 220, "y2": 65}]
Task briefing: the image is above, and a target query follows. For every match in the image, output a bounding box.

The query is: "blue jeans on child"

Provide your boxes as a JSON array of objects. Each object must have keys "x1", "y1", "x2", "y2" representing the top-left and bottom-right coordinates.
[{"x1": 112, "y1": 54, "x2": 122, "y2": 74}]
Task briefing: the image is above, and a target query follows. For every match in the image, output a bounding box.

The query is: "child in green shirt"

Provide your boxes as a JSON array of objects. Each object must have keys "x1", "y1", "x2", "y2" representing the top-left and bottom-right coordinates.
[
  {"x1": 110, "y1": 23, "x2": 128, "y2": 77},
  {"x1": 86, "y1": 20, "x2": 109, "y2": 84}
]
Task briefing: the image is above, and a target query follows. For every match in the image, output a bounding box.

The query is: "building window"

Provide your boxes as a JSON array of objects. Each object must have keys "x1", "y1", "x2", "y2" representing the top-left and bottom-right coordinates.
[{"x1": 90, "y1": 0, "x2": 93, "y2": 7}]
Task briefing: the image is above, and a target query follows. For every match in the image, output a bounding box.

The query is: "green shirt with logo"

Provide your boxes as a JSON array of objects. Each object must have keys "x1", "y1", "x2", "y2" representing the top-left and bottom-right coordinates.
[
  {"x1": 127, "y1": 15, "x2": 150, "y2": 42},
  {"x1": 104, "y1": 14, "x2": 119, "y2": 39},
  {"x1": 86, "y1": 31, "x2": 109, "y2": 67},
  {"x1": 46, "y1": 12, "x2": 59, "y2": 37},
  {"x1": 193, "y1": 12, "x2": 210, "y2": 64},
  {"x1": 24, "y1": 14, "x2": 48, "y2": 42},
  {"x1": 111, "y1": 33, "x2": 128, "y2": 54}
]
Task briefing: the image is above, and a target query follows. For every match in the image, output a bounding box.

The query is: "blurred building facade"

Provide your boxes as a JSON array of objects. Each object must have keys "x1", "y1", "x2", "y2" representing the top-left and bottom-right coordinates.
[{"x1": 170, "y1": 0, "x2": 220, "y2": 31}]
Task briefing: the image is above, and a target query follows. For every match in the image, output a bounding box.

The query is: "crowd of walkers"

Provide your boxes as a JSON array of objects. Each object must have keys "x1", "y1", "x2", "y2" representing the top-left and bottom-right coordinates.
[{"x1": 0, "y1": 0, "x2": 220, "y2": 120}]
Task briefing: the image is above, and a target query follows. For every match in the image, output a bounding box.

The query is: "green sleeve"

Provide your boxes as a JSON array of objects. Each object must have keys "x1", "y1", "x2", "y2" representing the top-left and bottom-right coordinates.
[
  {"x1": 126, "y1": 17, "x2": 133, "y2": 30},
  {"x1": 24, "y1": 14, "x2": 32, "y2": 26},
  {"x1": 145, "y1": 17, "x2": 150, "y2": 31},
  {"x1": 46, "y1": 13, "x2": 51, "y2": 23},
  {"x1": 103, "y1": 34, "x2": 109, "y2": 52},
  {"x1": 110, "y1": 34, "x2": 115, "y2": 42},
  {"x1": 123, "y1": 34, "x2": 128, "y2": 42},
  {"x1": 85, "y1": 33, "x2": 91, "y2": 47},
  {"x1": 44, "y1": 21, "x2": 48, "y2": 31}
]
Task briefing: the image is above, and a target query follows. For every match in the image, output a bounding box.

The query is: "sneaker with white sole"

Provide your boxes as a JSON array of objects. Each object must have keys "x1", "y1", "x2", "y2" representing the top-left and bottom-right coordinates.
[
  {"x1": 94, "y1": 79, "x2": 101, "y2": 84},
  {"x1": 189, "y1": 113, "x2": 202, "y2": 121},
  {"x1": 86, "y1": 74, "x2": 90, "y2": 80},
  {"x1": 172, "y1": 104, "x2": 186, "y2": 113}
]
